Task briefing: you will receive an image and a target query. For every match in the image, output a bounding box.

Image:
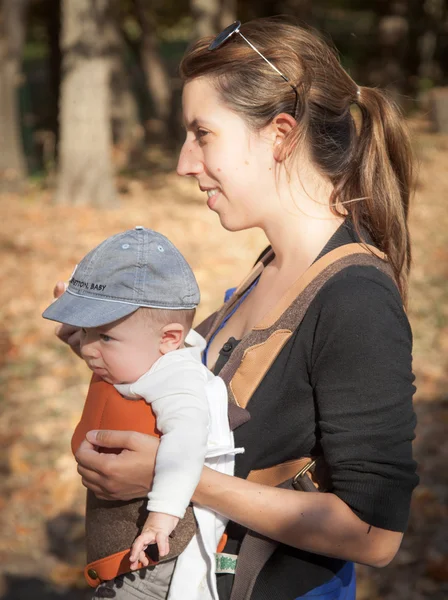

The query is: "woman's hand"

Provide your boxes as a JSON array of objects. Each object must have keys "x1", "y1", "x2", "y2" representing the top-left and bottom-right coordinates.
[
  {"x1": 75, "y1": 430, "x2": 159, "y2": 501},
  {"x1": 53, "y1": 281, "x2": 83, "y2": 357}
]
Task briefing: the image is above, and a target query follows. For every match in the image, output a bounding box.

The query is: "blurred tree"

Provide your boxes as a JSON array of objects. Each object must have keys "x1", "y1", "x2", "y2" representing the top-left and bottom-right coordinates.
[
  {"x1": 191, "y1": 0, "x2": 219, "y2": 37},
  {"x1": 246, "y1": 0, "x2": 312, "y2": 22},
  {"x1": 44, "y1": 0, "x2": 61, "y2": 162},
  {"x1": 190, "y1": 0, "x2": 236, "y2": 37},
  {"x1": 0, "y1": 0, "x2": 28, "y2": 192},
  {"x1": 55, "y1": 0, "x2": 117, "y2": 206},
  {"x1": 219, "y1": 0, "x2": 237, "y2": 29},
  {"x1": 133, "y1": 0, "x2": 172, "y2": 139},
  {"x1": 108, "y1": 0, "x2": 141, "y2": 168},
  {"x1": 368, "y1": 0, "x2": 410, "y2": 101},
  {"x1": 412, "y1": 0, "x2": 447, "y2": 85},
  {"x1": 364, "y1": 0, "x2": 447, "y2": 106}
]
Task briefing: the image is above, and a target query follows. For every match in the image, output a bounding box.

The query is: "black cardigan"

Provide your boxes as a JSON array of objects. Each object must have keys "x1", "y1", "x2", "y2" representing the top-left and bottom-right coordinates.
[{"x1": 214, "y1": 220, "x2": 419, "y2": 599}]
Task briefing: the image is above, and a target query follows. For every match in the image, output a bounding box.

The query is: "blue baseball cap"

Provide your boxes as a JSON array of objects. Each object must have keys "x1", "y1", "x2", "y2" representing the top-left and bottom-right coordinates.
[{"x1": 42, "y1": 227, "x2": 200, "y2": 327}]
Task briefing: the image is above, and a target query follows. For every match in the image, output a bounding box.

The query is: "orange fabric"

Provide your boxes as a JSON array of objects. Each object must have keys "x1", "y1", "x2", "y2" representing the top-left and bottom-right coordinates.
[
  {"x1": 83, "y1": 532, "x2": 228, "y2": 588},
  {"x1": 71, "y1": 374, "x2": 160, "y2": 456},
  {"x1": 72, "y1": 374, "x2": 227, "y2": 586},
  {"x1": 217, "y1": 532, "x2": 228, "y2": 553},
  {"x1": 84, "y1": 549, "x2": 157, "y2": 587}
]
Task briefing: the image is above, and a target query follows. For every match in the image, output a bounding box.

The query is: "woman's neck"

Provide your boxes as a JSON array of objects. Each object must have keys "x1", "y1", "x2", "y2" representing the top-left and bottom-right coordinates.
[
  {"x1": 266, "y1": 216, "x2": 343, "y2": 272},
  {"x1": 262, "y1": 169, "x2": 345, "y2": 273}
]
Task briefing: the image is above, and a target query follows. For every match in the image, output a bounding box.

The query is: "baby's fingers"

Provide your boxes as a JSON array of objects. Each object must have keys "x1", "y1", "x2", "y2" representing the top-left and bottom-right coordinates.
[
  {"x1": 140, "y1": 550, "x2": 149, "y2": 567},
  {"x1": 156, "y1": 532, "x2": 170, "y2": 557},
  {"x1": 130, "y1": 536, "x2": 150, "y2": 566},
  {"x1": 129, "y1": 545, "x2": 149, "y2": 571}
]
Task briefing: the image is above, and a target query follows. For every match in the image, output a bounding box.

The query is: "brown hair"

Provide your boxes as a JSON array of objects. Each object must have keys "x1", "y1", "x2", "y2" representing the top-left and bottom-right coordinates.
[
  {"x1": 179, "y1": 18, "x2": 414, "y2": 302},
  {"x1": 136, "y1": 307, "x2": 196, "y2": 333}
]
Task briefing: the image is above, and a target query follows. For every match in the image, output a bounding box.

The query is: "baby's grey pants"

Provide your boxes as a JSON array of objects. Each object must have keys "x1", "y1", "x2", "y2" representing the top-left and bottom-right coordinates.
[{"x1": 91, "y1": 560, "x2": 176, "y2": 600}]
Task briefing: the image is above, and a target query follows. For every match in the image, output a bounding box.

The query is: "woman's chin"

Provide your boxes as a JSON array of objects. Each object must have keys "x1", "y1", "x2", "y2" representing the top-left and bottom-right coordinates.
[{"x1": 215, "y1": 211, "x2": 252, "y2": 233}]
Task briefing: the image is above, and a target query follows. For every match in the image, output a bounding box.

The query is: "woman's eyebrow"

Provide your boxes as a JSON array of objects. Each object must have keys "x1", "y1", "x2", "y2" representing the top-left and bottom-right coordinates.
[
  {"x1": 184, "y1": 117, "x2": 215, "y2": 130},
  {"x1": 183, "y1": 117, "x2": 199, "y2": 130}
]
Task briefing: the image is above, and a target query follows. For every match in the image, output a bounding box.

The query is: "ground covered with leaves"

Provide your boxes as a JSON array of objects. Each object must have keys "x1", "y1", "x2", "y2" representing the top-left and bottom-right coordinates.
[{"x1": 0, "y1": 119, "x2": 447, "y2": 599}]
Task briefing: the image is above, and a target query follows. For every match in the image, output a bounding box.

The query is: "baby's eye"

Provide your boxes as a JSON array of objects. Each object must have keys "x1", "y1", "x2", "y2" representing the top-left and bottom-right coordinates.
[
  {"x1": 100, "y1": 334, "x2": 112, "y2": 342},
  {"x1": 81, "y1": 328, "x2": 87, "y2": 335}
]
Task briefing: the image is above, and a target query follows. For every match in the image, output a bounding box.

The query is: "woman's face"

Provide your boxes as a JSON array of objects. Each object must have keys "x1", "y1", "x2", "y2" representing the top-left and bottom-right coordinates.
[{"x1": 177, "y1": 76, "x2": 277, "y2": 232}]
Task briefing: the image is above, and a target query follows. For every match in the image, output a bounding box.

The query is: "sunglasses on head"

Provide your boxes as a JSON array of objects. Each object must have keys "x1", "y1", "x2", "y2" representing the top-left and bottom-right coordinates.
[{"x1": 208, "y1": 21, "x2": 299, "y2": 117}]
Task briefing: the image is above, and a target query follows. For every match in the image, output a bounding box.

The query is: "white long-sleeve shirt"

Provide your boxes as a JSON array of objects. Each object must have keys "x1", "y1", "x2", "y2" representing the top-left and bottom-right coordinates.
[
  {"x1": 114, "y1": 329, "x2": 241, "y2": 599},
  {"x1": 114, "y1": 328, "x2": 232, "y2": 518}
]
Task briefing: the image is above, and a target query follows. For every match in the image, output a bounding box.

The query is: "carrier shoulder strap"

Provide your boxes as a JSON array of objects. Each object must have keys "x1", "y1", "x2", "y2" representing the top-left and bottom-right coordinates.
[{"x1": 217, "y1": 243, "x2": 390, "y2": 408}]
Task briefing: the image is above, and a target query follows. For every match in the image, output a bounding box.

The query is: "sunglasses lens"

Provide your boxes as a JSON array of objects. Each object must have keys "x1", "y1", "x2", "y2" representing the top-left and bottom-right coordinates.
[{"x1": 208, "y1": 21, "x2": 241, "y2": 51}]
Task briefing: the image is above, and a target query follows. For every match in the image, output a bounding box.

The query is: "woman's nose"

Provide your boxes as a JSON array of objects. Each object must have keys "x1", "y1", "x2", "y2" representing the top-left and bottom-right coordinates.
[{"x1": 177, "y1": 141, "x2": 203, "y2": 177}]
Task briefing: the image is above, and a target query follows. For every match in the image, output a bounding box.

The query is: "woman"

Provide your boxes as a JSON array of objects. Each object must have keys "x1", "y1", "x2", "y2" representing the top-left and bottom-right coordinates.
[{"x1": 59, "y1": 18, "x2": 418, "y2": 600}]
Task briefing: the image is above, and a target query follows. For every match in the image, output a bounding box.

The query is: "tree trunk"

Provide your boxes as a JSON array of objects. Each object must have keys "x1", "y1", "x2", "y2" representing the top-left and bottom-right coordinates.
[
  {"x1": 191, "y1": 0, "x2": 220, "y2": 38},
  {"x1": 109, "y1": 0, "x2": 141, "y2": 169},
  {"x1": 429, "y1": 87, "x2": 448, "y2": 133},
  {"x1": 133, "y1": 0, "x2": 172, "y2": 140},
  {"x1": 219, "y1": 0, "x2": 236, "y2": 30},
  {"x1": 417, "y1": 0, "x2": 445, "y2": 84},
  {"x1": 364, "y1": 1, "x2": 410, "y2": 107},
  {"x1": 47, "y1": 0, "x2": 61, "y2": 157},
  {"x1": 0, "y1": 0, "x2": 28, "y2": 192},
  {"x1": 55, "y1": 0, "x2": 117, "y2": 206}
]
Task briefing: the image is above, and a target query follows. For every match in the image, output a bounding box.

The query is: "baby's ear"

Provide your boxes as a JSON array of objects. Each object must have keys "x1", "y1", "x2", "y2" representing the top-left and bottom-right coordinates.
[{"x1": 159, "y1": 323, "x2": 185, "y2": 354}]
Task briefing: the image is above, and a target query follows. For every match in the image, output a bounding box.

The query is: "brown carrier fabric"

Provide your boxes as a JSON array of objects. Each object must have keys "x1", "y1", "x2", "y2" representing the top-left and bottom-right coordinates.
[
  {"x1": 197, "y1": 244, "x2": 393, "y2": 600},
  {"x1": 72, "y1": 376, "x2": 197, "y2": 586}
]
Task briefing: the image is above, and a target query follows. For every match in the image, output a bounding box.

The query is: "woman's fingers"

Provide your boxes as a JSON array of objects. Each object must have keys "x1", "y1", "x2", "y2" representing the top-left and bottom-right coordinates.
[
  {"x1": 53, "y1": 280, "x2": 67, "y2": 299},
  {"x1": 55, "y1": 323, "x2": 83, "y2": 357},
  {"x1": 85, "y1": 429, "x2": 152, "y2": 451},
  {"x1": 52, "y1": 282, "x2": 83, "y2": 357},
  {"x1": 74, "y1": 431, "x2": 159, "y2": 501},
  {"x1": 55, "y1": 322, "x2": 78, "y2": 342}
]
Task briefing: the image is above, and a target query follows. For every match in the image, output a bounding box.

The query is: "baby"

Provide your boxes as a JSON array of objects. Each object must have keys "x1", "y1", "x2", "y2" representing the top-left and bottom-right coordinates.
[{"x1": 43, "y1": 227, "x2": 239, "y2": 600}]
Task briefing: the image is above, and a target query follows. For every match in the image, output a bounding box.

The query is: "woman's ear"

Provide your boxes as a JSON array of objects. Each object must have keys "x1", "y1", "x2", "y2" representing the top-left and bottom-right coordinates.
[
  {"x1": 271, "y1": 112, "x2": 297, "y2": 162},
  {"x1": 159, "y1": 323, "x2": 185, "y2": 355}
]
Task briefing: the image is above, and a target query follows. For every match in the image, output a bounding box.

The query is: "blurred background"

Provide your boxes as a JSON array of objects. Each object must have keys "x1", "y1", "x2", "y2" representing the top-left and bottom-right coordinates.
[{"x1": 0, "y1": 1, "x2": 447, "y2": 598}]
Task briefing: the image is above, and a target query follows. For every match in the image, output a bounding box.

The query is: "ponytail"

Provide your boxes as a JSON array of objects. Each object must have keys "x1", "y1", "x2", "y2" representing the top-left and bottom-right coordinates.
[{"x1": 332, "y1": 87, "x2": 413, "y2": 304}]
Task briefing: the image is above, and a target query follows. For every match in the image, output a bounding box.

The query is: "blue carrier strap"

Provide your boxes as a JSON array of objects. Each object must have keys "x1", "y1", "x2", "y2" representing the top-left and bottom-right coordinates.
[
  {"x1": 296, "y1": 561, "x2": 355, "y2": 599},
  {"x1": 202, "y1": 280, "x2": 259, "y2": 367}
]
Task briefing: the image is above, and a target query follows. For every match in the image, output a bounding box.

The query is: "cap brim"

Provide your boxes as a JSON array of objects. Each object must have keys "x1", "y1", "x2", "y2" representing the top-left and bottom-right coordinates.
[{"x1": 42, "y1": 290, "x2": 140, "y2": 327}]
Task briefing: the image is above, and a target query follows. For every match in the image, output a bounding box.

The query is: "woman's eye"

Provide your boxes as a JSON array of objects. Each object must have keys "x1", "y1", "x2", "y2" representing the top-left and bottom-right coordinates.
[
  {"x1": 196, "y1": 129, "x2": 209, "y2": 144},
  {"x1": 100, "y1": 334, "x2": 111, "y2": 342}
]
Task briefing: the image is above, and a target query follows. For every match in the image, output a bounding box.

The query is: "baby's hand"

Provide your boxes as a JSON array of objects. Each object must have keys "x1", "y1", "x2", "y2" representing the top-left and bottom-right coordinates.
[{"x1": 129, "y1": 512, "x2": 179, "y2": 571}]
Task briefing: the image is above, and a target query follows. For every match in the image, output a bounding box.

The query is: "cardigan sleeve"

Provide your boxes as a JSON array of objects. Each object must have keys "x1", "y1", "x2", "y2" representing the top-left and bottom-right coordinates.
[{"x1": 310, "y1": 266, "x2": 419, "y2": 531}]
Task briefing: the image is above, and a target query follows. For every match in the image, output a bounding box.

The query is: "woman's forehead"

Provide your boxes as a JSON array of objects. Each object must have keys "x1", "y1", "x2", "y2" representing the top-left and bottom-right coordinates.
[
  {"x1": 182, "y1": 79, "x2": 223, "y2": 116},
  {"x1": 182, "y1": 78, "x2": 240, "y2": 128}
]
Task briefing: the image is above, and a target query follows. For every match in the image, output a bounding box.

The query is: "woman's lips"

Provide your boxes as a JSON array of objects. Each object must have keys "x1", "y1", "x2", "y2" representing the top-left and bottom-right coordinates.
[{"x1": 206, "y1": 189, "x2": 220, "y2": 210}]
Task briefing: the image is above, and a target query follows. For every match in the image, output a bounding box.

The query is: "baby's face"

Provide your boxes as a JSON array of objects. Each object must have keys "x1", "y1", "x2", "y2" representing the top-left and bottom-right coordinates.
[{"x1": 79, "y1": 311, "x2": 162, "y2": 385}]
